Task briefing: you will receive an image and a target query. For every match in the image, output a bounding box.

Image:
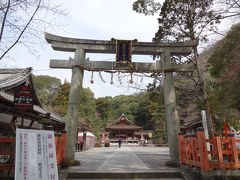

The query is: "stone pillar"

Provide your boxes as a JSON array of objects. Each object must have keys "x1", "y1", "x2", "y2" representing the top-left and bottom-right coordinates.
[
  {"x1": 65, "y1": 49, "x2": 85, "y2": 165},
  {"x1": 161, "y1": 51, "x2": 180, "y2": 165}
]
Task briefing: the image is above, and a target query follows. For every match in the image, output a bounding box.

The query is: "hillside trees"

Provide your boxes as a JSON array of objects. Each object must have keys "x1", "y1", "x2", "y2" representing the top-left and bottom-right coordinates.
[
  {"x1": 208, "y1": 23, "x2": 240, "y2": 130},
  {"x1": 33, "y1": 74, "x2": 166, "y2": 138},
  {"x1": 153, "y1": 0, "x2": 221, "y2": 42},
  {"x1": 147, "y1": 85, "x2": 165, "y2": 138},
  {"x1": 52, "y1": 81, "x2": 70, "y2": 116},
  {"x1": 33, "y1": 75, "x2": 61, "y2": 107},
  {"x1": 132, "y1": 0, "x2": 234, "y2": 133}
]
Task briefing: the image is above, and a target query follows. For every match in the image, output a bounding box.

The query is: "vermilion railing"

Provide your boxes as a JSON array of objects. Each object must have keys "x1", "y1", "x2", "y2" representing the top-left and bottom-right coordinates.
[
  {"x1": 178, "y1": 128, "x2": 240, "y2": 172},
  {"x1": 0, "y1": 132, "x2": 66, "y2": 172}
]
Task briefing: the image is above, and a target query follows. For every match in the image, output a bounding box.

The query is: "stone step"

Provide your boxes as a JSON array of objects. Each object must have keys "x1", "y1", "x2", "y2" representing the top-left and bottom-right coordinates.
[
  {"x1": 67, "y1": 172, "x2": 184, "y2": 179},
  {"x1": 68, "y1": 179, "x2": 183, "y2": 180}
]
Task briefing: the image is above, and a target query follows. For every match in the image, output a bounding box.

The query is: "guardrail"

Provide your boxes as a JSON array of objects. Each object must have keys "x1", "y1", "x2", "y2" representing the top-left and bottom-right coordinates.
[
  {"x1": 178, "y1": 128, "x2": 240, "y2": 171},
  {"x1": 0, "y1": 132, "x2": 66, "y2": 173}
]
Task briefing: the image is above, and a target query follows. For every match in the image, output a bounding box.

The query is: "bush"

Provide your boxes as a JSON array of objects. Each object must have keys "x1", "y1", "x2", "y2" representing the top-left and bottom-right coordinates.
[
  {"x1": 95, "y1": 142, "x2": 101, "y2": 147},
  {"x1": 104, "y1": 141, "x2": 110, "y2": 147}
]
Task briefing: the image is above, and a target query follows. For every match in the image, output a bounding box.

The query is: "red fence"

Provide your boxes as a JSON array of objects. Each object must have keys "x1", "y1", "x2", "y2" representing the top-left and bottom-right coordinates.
[
  {"x1": 0, "y1": 132, "x2": 66, "y2": 172},
  {"x1": 178, "y1": 128, "x2": 240, "y2": 172}
]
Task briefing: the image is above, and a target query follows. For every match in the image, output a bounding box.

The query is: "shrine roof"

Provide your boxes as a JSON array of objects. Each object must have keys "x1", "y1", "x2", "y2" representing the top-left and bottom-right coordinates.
[
  {"x1": 0, "y1": 68, "x2": 32, "y2": 91},
  {"x1": 106, "y1": 114, "x2": 142, "y2": 131},
  {"x1": 0, "y1": 68, "x2": 65, "y2": 129}
]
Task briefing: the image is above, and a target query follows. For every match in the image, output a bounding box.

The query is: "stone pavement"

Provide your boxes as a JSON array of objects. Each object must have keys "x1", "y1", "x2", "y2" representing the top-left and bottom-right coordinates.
[{"x1": 59, "y1": 144, "x2": 184, "y2": 179}]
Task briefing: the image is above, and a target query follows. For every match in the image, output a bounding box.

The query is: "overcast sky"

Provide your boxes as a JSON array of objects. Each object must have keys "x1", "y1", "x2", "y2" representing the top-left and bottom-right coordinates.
[{"x1": 0, "y1": 0, "x2": 233, "y2": 98}]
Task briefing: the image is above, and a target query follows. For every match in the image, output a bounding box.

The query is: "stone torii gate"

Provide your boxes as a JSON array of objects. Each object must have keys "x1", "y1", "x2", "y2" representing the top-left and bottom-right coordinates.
[{"x1": 45, "y1": 32, "x2": 197, "y2": 165}]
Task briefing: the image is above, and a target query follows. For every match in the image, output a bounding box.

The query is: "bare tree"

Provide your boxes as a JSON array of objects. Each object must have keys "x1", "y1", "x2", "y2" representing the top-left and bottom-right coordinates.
[
  {"x1": 0, "y1": 0, "x2": 66, "y2": 60},
  {"x1": 215, "y1": 0, "x2": 240, "y2": 19}
]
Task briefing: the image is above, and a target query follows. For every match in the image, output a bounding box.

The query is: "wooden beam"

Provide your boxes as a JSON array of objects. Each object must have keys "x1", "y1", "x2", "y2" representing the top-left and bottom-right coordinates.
[
  {"x1": 49, "y1": 59, "x2": 194, "y2": 73},
  {"x1": 45, "y1": 32, "x2": 198, "y2": 56}
]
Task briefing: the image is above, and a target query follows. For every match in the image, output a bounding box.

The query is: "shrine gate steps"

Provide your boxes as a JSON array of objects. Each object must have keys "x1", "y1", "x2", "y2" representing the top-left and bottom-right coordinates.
[{"x1": 66, "y1": 172, "x2": 184, "y2": 179}]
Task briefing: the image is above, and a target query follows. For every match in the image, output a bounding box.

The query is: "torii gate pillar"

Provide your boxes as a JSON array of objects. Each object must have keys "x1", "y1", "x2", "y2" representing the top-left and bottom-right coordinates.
[
  {"x1": 65, "y1": 49, "x2": 85, "y2": 165},
  {"x1": 162, "y1": 52, "x2": 180, "y2": 165}
]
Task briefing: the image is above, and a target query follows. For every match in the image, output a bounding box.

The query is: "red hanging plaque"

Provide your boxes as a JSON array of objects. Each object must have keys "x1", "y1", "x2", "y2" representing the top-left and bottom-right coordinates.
[{"x1": 14, "y1": 84, "x2": 33, "y2": 111}]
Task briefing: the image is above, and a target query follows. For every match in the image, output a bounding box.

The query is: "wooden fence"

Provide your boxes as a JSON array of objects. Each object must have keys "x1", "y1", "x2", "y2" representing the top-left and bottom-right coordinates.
[
  {"x1": 178, "y1": 128, "x2": 240, "y2": 171},
  {"x1": 0, "y1": 132, "x2": 66, "y2": 172}
]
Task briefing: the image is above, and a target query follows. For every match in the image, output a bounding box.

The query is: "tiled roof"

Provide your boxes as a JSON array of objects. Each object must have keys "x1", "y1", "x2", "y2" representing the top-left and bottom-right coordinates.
[
  {"x1": 0, "y1": 68, "x2": 65, "y2": 127},
  {"x1": 0, "y1": 87, "x2": 65, "y2": 125},
  {"x1": 106, "y1": 114, "x2": 142, "y2": 130},
  {"x1": 0, "y1": 68, "x2": 31, "y2": 90}
]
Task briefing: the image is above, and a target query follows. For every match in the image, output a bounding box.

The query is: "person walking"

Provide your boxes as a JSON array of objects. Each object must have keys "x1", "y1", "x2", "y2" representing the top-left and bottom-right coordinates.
[{"x1": 118, "y1": 139, "x2": 122, "y2": 148}]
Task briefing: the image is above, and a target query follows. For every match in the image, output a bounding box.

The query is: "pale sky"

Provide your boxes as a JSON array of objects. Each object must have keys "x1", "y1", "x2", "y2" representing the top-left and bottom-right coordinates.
[{"x1": 0, "y1": 0, "x2": 233, "y2": 98}]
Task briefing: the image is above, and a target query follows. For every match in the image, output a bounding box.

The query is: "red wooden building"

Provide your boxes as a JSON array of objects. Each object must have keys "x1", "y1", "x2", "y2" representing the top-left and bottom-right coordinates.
[
  {"x1": 101, "y1": 114, "x2": 152, "y2": 143},
  {"x1": 0, "y1": 68, "x2": 66, "y2": 175}
]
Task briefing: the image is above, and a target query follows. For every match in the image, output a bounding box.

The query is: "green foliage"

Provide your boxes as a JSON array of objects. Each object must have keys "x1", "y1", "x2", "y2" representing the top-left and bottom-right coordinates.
[
  {"x1": 33, "y1": 75, "x2": 61, "y2": 107},
  {"x1": 132, "y1": 0, "x2": 161, "y2": 15},
  {"x1": 95, "y1": 89, "x2": 166, "y2": 134},
  {"x1": 110, "y1": 95, "x2": 141, "y2": 121},
  {"x1": 79, "y1": 87, "x2": 96, "y2": 118},
  {"x1": 52, "y1": 82, "x2": 70, "y2": 116},
  {"x1": 153, "y1": 0, "x2": 220, "y2": 42},
  {"x1": 96, "y1": 96, "x2": 113, "y2": 120},
  {"x1": 208, "y1": 24, "x2": 240, "y2": 129},
  {"x1": 34, "y1": 75, "x2": 166, "y2": 138},
  {"x1": 209, "y1": 24, "x2": 240, "y2": 78},
  {"x1": 146, "y1": 85, "x2": 165, "y2": 131}
]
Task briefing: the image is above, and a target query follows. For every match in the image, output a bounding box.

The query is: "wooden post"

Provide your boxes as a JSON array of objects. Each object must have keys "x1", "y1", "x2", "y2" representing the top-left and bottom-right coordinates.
[
  {"x1": 190, "y1": 135, "x2": 197, "y2": 166},
  {"x1": 61, "y1": 131, "x2": 67, "y2": 164},
  {"x1": 178, "y1": 132, "x2": 185, "y2": 164},
  {"x1": 215, "y1": 136, "x2": 224, "y2": 169},
  {"x1": 65, "y1": 49, "x2": 85, "y2": 165},
  {"x1": 197, "y1": 127, "x2": 210, "y2": 171},
  {"x1": 229, "y1": 134, "x2": 239, "y2": 168},
  {"x1": 162, "y1": 51, "x2": 180, "y2": 165}
]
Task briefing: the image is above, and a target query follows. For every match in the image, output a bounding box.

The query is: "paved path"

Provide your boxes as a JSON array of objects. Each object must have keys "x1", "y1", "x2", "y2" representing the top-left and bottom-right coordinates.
[
  {"x1": 97, "y1": 146, "x2": 149, "y2": 172},
  {"x1": 66, "y1": 144, "x2": 180, "y2": 173}
]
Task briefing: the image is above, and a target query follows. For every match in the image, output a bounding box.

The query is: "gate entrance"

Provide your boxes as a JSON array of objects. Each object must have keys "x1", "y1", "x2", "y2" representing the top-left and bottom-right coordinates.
[{"x1": 45, "y1": 32, "x2": 197, "y2": 165}]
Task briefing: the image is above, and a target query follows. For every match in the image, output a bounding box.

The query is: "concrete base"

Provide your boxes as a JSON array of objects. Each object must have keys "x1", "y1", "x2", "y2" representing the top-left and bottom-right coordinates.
[
  {"x1": 67, "y1": 172, "x2": 183, "y2": 179},
  {"x1": 62, "y1": 160, "x2": 80, "y2": 168},
  {"x1": 165, "y1": 160, "x2": 180, "y2": 167}
]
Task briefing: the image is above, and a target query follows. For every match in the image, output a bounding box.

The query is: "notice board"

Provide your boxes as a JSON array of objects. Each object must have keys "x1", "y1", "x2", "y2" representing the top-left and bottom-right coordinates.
[{"x1": 15, "y1": 129, "x2": 58, "y2": 180}]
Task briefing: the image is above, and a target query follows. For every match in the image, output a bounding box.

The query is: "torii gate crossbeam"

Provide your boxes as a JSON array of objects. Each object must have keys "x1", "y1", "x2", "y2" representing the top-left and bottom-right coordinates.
[{"x1": 45, "y1": 32, "x2": 197, "y2": 166}]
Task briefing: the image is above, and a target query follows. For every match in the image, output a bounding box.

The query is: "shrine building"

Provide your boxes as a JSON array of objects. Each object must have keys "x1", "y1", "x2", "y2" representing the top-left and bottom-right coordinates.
[{"x1": 100, "y1": 114, "x2": 152, "y2": 143}]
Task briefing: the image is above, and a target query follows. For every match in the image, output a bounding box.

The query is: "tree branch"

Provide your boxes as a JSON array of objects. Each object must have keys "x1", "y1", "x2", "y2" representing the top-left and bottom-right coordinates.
[
  {"x1": 0, "y1": 0, "x2": 42, "y2": 60},
  {"x1": 0, "y1": 0, "x2": 10, "y2": 42}
]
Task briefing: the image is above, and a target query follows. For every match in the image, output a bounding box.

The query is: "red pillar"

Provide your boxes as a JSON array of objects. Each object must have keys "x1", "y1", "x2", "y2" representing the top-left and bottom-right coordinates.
[{"x1": 197, "y1": 127, "x2": 210, "y2": 171}]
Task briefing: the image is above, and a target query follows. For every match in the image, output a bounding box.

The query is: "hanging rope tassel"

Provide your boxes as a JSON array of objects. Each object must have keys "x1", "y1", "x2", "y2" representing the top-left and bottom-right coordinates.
[
  {"x1": 99, "y1": 72, "x2": 106, "y2": 83},
  {"x1": 110, "y1": 73, "x2": 114, "y2": 84},
  {"x1": 90, "y1": 71, "x2": 94, "y2": 84},
  {"x1": 129, "y1": 73, "x2": 133, "y2": 84}
]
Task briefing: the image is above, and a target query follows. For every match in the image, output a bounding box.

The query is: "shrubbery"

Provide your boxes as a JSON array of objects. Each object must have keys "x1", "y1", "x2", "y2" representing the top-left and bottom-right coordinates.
[{"x1": 104, "y1": 141, "x2": 110, "y2": 147}]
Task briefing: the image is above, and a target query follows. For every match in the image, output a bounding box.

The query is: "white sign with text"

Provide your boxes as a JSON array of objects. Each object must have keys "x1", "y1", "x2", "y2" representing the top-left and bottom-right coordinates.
[{"x1": 15, "y1": 128, "x2": 58, "y2": 180}]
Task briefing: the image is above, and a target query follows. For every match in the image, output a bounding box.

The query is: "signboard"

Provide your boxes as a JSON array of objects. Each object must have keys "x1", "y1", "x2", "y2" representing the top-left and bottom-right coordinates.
[
  {"x1": 14, "y1": 84, "x2": 33, "y2": 111},
  {"x1": 148, "y1": 132, "x2": 152, "y2": 138},
  {"x1": 201, "y1": 110, "x2": 209, "y2": 139},
  {"x1": 15, "y1": 129, "x2": 58, "y2": 180},
  {"x1": 115, "y1": 40, "x2": 132, "y2": 67},
  {"x1": 201, "y1": 110, "x2": 211, "y2": 159}
]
